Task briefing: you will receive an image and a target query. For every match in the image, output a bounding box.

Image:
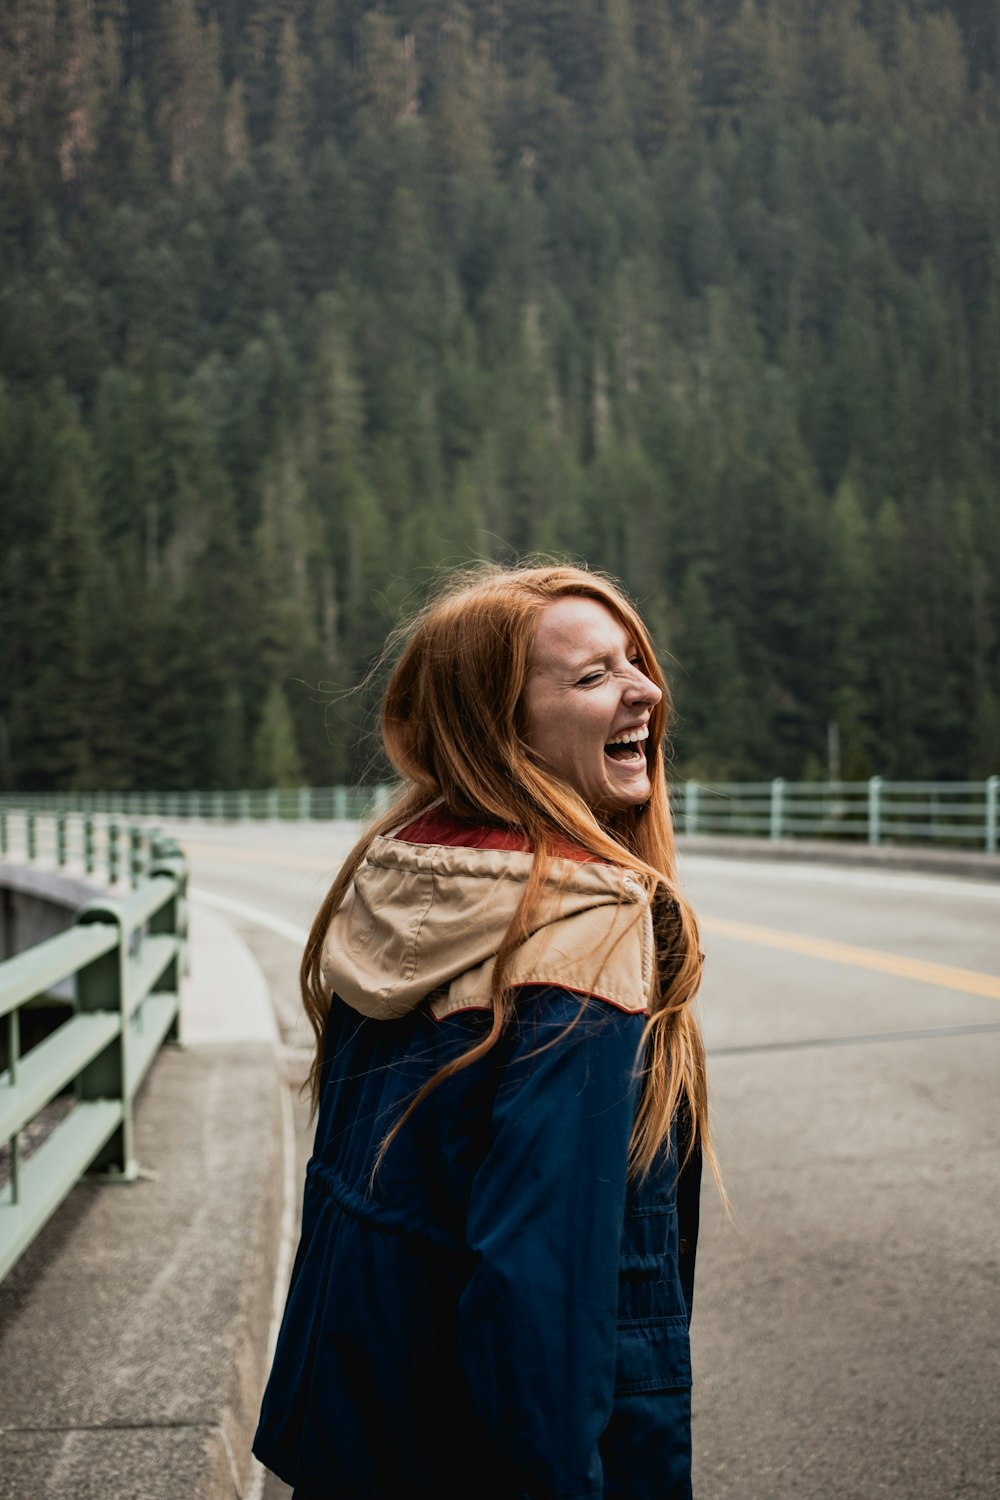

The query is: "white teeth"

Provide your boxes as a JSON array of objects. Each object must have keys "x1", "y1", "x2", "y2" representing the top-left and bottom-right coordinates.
[{"x1": 606, "y1": 726, "x2": 649, "y2": 747}]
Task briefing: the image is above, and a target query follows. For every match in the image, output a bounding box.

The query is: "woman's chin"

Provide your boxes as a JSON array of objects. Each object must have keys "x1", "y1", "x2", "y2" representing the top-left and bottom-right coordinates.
[{"x1": 595, "y1": 774, "x2": 652, "y2": 816}]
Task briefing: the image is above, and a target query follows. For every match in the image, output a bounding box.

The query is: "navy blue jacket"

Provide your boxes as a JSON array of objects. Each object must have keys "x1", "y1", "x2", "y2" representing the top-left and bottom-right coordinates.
[{"x1": 254, "y1": 984, "x2": 700, "y2": 1499}]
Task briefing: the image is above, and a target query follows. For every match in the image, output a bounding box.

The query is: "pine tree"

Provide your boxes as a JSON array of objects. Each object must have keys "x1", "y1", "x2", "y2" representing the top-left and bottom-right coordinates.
[
  {"x1": 251, "y1": 682, "x2": 305, "y2": 787},
  {"x1": 223, "y1": 78, "x2": 251, "y2": 173},
  {"x1": 669, "y1": 567, "x2": 759, "y2": 779},
  {"x1": 273, "y1": 15, "x2": 309, "y2": 160},
  {"x1": 155, "y1": 0, "x2": 225, "y2": 188},
  {"x1": 355, "y1": 11, "x2": 421, "y2": 140},
  {"x1": 18, "y1": 403, "x2": 110, "y2": 787},
  {"x1": 59, "y1": 0, "x2": 104, "y2": 188},
  {"x1": 209, "y1": 681, "x2": 247, "y2": 790}
]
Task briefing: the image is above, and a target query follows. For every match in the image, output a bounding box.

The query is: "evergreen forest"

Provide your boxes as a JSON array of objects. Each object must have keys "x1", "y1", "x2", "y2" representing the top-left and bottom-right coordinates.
[{"x1": 1, "y1": 0, "x2": 999, "y2": 791}]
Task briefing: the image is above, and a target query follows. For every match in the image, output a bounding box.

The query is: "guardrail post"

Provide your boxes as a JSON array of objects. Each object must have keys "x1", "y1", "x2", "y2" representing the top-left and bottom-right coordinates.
[
  {"x1": 769, "y1": 778, "x2": 785, "y2": 841},
  {"x1": 75, "y1": 898, "x2": 135, "y2": 1179},
  {"x1": 334, "y1": 786, "x2": 347, "y2": 820},
  {"x1": 129, "y1": 825, "x2": 144, "y2": 888},
  {"x1": 685, "y1": 782, "x2": 700, "y2": 836},
  {"x1": 868, "y1": 776, "x2": 883, "y2": 846},
  {"x1": 56, "y1": 812, "x2": 67, "y2": 867},
  {"x1": 298, "y1": 785, "x2": 310, "y2": 820},
  {"x1": 83, "y1": 815, "x2": 95, "y2": 874},
  {"x1": 0, "y1": 808, "x2": 7, "y2": 855},
  {"x1": 26, "y1": 813, "x2": 36, "y2": 861},
  {"x1": 107, "y1": 821, "x2": 120, "y2": 884},
  {"x1": 5, "y1": 1007, "x2": 21, "y2": 1202},
  {"x1": 149, "y1": 837, "x2": 187, "y2": 1043},
  {"x1": 987, "y1": 776, "x2": 999, "y2": 855}
]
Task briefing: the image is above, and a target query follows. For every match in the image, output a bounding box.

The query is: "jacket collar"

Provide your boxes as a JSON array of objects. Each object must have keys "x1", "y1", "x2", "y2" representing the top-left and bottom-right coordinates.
[{"x1": 320, "y1": 813, "x2": 653, "y2": 1021}]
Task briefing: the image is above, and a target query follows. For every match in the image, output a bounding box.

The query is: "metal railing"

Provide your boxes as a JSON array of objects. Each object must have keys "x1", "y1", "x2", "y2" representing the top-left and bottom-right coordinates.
[
  {"x1": 1, "y1": 820, "x2": 187, "y2": 1281},
  {"x1": 1, "y1": 776, "x2": 998, "y2": 852},
  {"x1": 0, "y1": 808, "x2": 179, "y2": 886},
  {"x1": 674, "y1": 776, "x2": 999, "y2": 853},
  {"x1": 1, "y1": 786, "x2": 396, "y2": 824}
]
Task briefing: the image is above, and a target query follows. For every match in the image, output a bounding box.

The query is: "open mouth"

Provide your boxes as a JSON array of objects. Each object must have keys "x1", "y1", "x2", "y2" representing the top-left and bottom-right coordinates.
[{"x1": 604, "y1": 726, "x2": 649, "y2": 763}]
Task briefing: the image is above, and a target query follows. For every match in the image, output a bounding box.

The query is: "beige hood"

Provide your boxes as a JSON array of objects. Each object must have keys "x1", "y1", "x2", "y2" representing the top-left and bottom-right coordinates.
[{"x1": 320, "y1": 833, "x2": 655, "y2": 1021}]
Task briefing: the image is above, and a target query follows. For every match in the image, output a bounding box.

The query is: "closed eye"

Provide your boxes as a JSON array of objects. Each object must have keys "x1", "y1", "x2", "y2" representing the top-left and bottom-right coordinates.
[{"x1": 576, "y1": 670, "x2": 605, "y2": 686}]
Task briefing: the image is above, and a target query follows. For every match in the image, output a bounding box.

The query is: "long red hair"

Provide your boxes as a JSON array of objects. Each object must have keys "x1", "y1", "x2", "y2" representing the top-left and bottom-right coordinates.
[{"x1": 302, "y1": 563, "x2": 716, "y2": 1182}]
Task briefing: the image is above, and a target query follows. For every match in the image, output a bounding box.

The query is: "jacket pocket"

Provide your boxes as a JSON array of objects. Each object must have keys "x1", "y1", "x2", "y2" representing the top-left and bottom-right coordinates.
[
  {"x1": 614, "y1": 1313, "x2": 692, "y2": 1395},
  {"x1": 618, "y1": 1203, "x2": 688, "y2": 1324}
]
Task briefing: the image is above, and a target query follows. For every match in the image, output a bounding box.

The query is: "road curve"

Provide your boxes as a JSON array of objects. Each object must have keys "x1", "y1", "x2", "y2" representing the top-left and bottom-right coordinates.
[{"x1": 174, "y1": 823, "x2": 1000, "y2": 1500}]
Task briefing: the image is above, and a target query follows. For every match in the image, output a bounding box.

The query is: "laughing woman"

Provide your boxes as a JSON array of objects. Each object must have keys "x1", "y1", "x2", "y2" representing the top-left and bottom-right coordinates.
[{"x1": 253, "y1": 564, "x2": 717, "y2": 1500}]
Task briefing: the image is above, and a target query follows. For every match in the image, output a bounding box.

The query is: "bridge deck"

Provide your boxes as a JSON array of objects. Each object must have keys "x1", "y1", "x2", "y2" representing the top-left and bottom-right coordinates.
[{"x1": 1, "y1": 831, "x2": 997, "y2": 1500}]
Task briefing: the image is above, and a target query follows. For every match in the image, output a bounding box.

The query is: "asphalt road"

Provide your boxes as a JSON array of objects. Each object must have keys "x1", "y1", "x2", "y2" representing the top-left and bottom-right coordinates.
[{"x1": 171, "y1": 822, "x2": 1000, "y2": 1500}]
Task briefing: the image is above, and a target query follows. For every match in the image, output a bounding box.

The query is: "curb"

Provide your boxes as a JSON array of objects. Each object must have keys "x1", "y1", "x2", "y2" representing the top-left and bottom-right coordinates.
[{"x1": 677, "y1": 835, "x2": 1000, "y2": 882}]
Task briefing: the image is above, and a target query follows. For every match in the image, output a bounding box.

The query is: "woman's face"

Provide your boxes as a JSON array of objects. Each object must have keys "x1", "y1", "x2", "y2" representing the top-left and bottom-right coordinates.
[{"x1": 521, "y1": 595, "x2": 662, "y2": 815}]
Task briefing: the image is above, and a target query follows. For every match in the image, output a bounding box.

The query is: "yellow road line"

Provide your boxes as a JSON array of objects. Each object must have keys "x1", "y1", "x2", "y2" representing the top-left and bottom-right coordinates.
[{"x1": 701, "y1": 916, "x2": 1000, "y2": 1001}]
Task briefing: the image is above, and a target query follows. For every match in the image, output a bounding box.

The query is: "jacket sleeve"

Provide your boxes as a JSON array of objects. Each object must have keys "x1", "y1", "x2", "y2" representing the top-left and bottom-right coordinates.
[{"x1": 458, "y1": 985, "x2": 645, "y2": 1500}]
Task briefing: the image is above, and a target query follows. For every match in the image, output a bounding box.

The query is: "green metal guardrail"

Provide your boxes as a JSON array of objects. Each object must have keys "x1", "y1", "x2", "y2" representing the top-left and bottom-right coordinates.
[
  {"x1": 0, "y1": 786, "x2": 395, "y2": 825},
  {"x1": 675, "y1": 776, "x2": 999, "y2": 853},
  {"x1": 0, "y1": 807, "x2": 187, "y2": 885},
  {"x1": 1, "y1": 823, "x2": 187, "y2": 1282},
  {"x1": 1, "y1": 776, "x2": 998, "y2": 852}
]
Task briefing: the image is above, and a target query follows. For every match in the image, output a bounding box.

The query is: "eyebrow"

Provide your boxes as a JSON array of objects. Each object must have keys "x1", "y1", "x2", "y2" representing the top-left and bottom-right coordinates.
[{"x1": 566, "y1": 637, "x2": 638, "y2": 672}]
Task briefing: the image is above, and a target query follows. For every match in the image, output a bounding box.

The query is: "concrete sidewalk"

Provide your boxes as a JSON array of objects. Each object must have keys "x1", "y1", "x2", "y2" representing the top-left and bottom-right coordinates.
[{"x1": 0, "y1": 904, "x2": 288, "y2": 1500}]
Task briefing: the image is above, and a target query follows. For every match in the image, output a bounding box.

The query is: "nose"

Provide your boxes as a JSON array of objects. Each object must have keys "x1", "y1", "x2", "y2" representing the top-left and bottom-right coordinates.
[{"x1": 624, "y1": 665, "x2": 661, "y2": 707}]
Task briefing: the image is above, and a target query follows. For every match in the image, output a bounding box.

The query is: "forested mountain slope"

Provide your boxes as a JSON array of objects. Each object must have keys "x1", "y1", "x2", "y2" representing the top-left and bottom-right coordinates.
[{"x1": 1, "y1": 0, "x2": 998, "y2": 788}]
